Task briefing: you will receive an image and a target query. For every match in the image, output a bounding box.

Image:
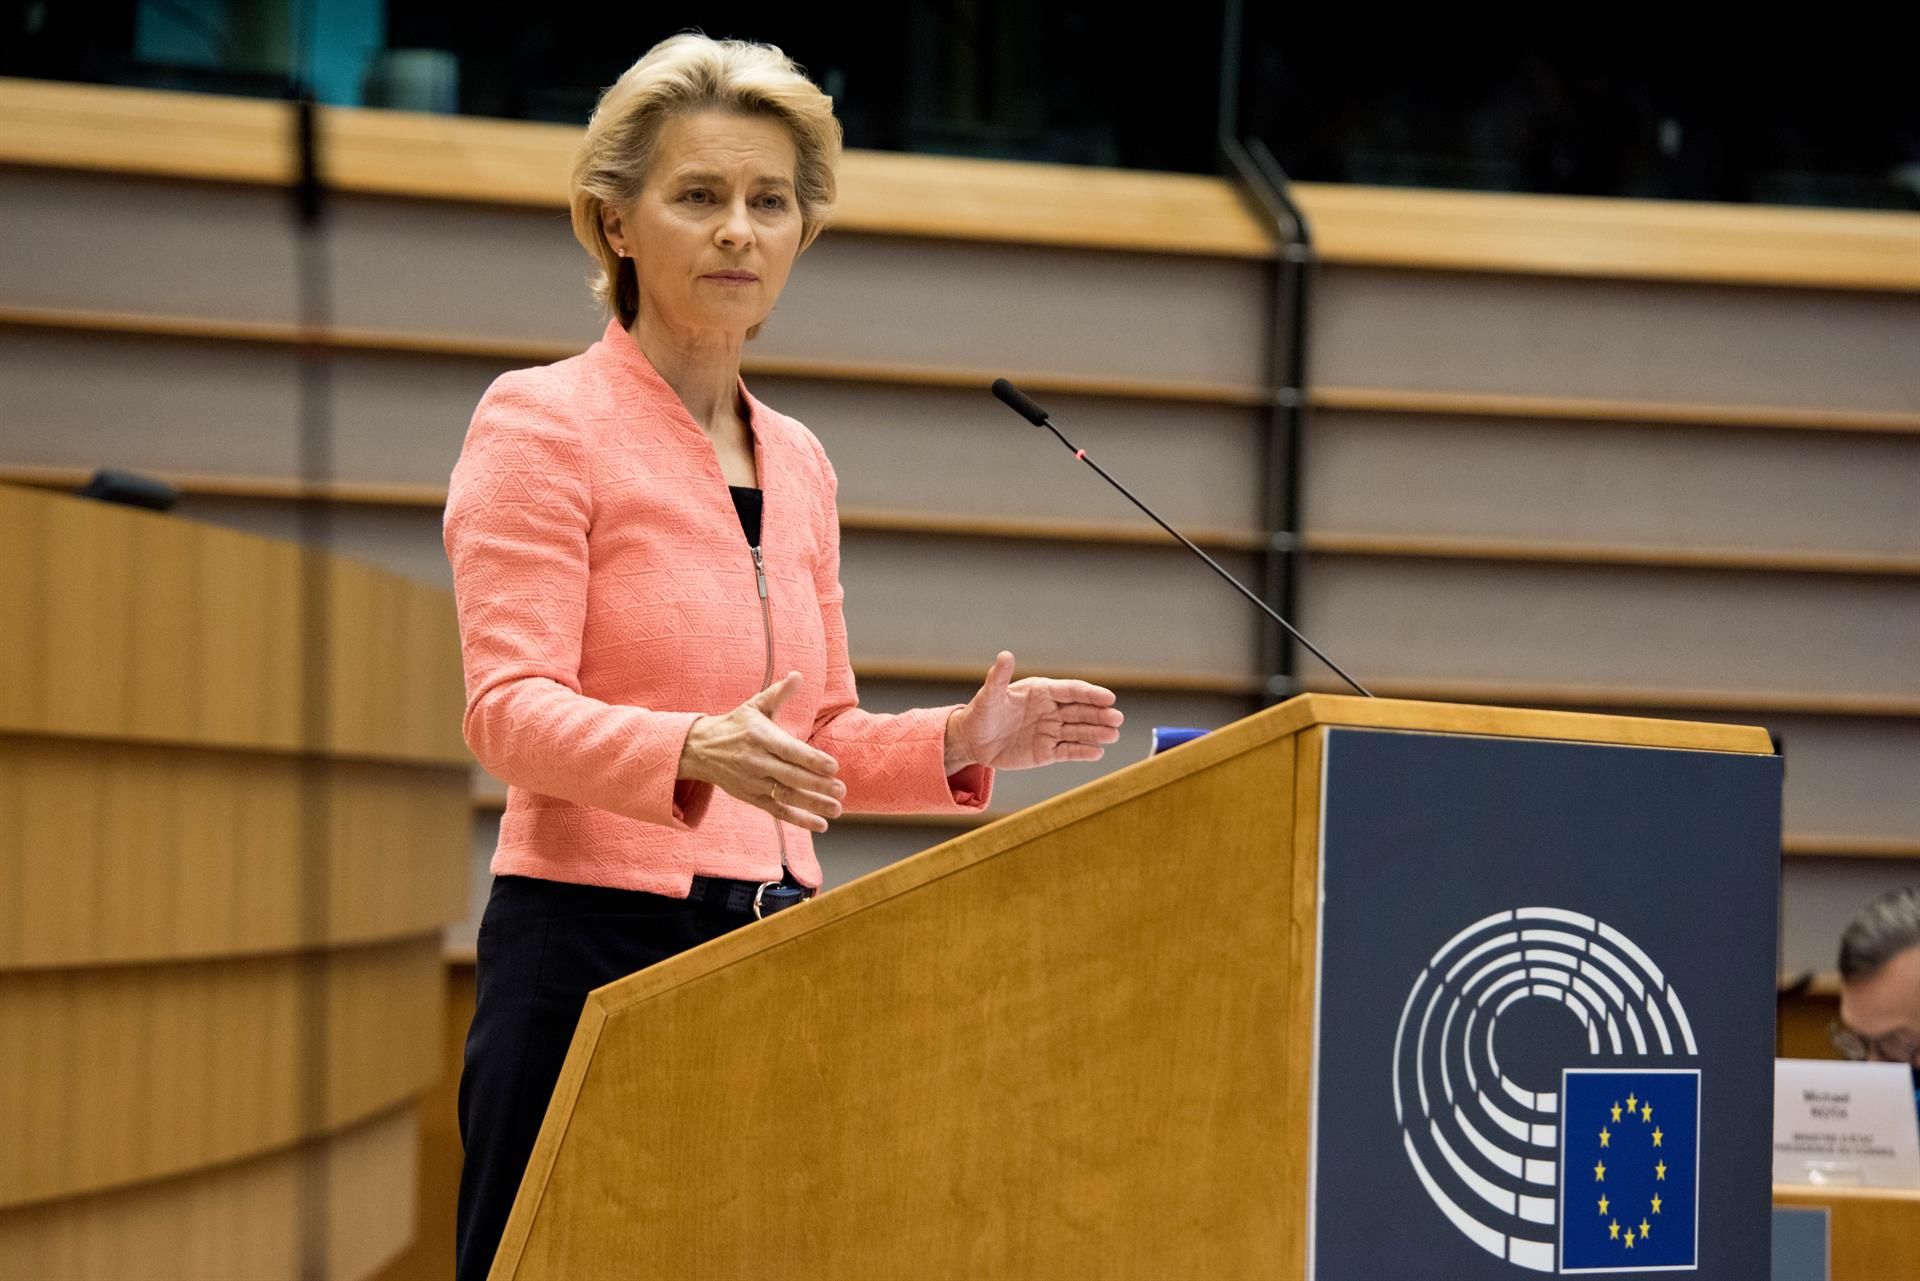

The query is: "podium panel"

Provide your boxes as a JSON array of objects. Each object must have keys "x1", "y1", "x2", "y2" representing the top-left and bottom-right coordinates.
[{"x1": 1312, "y1": 728, "x2": 1781, "y2": 1277}]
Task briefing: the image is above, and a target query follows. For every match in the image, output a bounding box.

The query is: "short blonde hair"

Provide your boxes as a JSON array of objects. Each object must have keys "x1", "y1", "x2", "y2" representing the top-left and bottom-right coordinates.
[{"x1": 569, "y1": 34, "x2": 842, "y2": 332}]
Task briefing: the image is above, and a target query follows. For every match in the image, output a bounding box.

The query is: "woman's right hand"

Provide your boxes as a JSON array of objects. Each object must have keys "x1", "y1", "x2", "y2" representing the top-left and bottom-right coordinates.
[{"x1": 677, "y1": 671, "x2": 845, "y2": 832}]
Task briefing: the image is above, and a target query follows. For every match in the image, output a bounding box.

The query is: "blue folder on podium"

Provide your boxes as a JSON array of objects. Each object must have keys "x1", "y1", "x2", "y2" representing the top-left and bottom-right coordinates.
[{"x1": 1149, "y1": 725, "x2": 1211, "y2": 754}]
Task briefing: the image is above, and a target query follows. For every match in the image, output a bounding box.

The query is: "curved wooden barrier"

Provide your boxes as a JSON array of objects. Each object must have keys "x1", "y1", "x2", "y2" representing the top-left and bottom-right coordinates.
[
  {"x1": 0, "y1": 1103, "x2": 420, "y2": 1281},
  {"x1": 0, "y1": 481, "x2": 469, "y2": 1280}
]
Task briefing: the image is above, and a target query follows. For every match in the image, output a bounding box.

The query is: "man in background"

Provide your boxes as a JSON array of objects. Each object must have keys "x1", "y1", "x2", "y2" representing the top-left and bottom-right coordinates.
[{"x1": 1835, "y1": 887, "x2": 1920, "y2": 1108}]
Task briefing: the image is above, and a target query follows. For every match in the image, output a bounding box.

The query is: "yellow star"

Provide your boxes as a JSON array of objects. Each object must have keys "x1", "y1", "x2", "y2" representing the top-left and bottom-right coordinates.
[
  {"x1": 1655, "y1": 1160, "x2": 1667, "y2": 1181},
  {"x1": 1640, "y1": 1218, "x2": 1652, "y2": 1240},
  {"x1": 1651, "y1": 1193, "x2": 1663, "y2": 1215},
  {"x1": 1626, "y1": 1092, "x2": 1638, "y2": 1114},
  {"x1": 1611, "y1": 1102, "x2": 1623, "y2": 1123},
  {"x1": 1652, "y1": 1126, "x2": 1663, "y2": 1148},
  {"x1": 1599, "y1": 1127, "x2": 1611, "y2": 1148},
  {"x1": 1598, "y1": 1194, "x2": 1610, "y2": 1215},
  {"x1": 1609, "y1": 1220, "x2": 1620, "y2": 1240},
  {"x1": 1625, "y1": 1229, "x2": 1636, "y2": 1249},
  {"x1": 1595, "y1": 1159, "x2": 1607, "y2": 1182},
  {"x1": 1642, "y1": 1103, "x2": 1653, "y2": 1122}
]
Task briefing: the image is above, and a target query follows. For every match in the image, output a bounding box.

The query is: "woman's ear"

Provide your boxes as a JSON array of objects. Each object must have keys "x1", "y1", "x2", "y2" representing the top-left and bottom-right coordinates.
[{"x1": 600, "y1": 203, "x2": 627, "y2": 259}]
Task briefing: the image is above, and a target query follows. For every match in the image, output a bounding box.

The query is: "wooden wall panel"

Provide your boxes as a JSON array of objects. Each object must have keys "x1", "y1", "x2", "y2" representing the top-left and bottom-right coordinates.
[
  {"x1": 0, "y1": 736, "x2": 466, "y2": 967},
  {"x1": 1305, "y1": 411, "x2": 1920, "y2": 556},
  {"x1": 1736, "y1": 715, "x2": 1920, "y2": 841},
  {"x1": 1, "y1": 169, "x2": 1270, "y2": 390},
  {"x1": 0, "y1": 484, "x2": 466, "y2": 763},
  {"x1": 836, "y1": 535, "x2": 1261, "y2": 677},
  {"x1": 757, "y1": 379, "x2": 1270, "y2": 530},
  {"x1": 1312, "y1": 267, "x2": 1920, "y2": 411},
  {"x1": 0, "y1": 333, "x2": 1267, "y2": 536},
  {"x1": 759, "y1": 235, "x2": 1270, "y2": 389},
  {"x1": 368, "y1": 967, "x2": 474, "y2": 1281},
  {"x1": 1780, "y1": 859, "x2": 1920, "y2": 975},
  {"x1": 0, "y1": 1103, "x2": 419, "y2": 1281},
  {"x1": 15, "y1": 79, "x2": 1920, "y2": 292},
  {"x1": 0, "y1": 936, "x2": 441, "y2": 1208},
  {"x1": 0, "y1": 169, "x2": 301, "y2": 322},
  {"x1": 1295, "y1": 558, "x2": 1920, "y2": 698},
  {"x1": 0, "y1": 327, "x2": 511, "y2": 487}
]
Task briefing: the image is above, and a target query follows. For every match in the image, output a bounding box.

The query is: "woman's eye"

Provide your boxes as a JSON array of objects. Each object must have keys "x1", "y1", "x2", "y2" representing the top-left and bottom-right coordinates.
[
  {"x1": 683, "y1": 189, "x2": 710, "y2": 204},
  {"x1": 758, "y1": 194, "x2": 788, "y2": 210}
]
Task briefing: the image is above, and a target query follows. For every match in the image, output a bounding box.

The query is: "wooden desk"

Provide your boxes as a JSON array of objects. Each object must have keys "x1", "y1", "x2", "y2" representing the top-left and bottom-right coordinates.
[{"x1": 1774, "y1": 1183, "x2": 1920, "y2": 1280}]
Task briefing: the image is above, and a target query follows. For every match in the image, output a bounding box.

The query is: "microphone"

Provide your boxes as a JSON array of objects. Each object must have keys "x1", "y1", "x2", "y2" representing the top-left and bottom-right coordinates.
[{"x1": 990, "y1": 378, "x2": 1372, "y2": 699}]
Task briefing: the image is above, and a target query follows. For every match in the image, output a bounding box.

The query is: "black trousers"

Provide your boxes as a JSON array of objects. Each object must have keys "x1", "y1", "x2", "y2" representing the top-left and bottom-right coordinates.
[{"x1": 454, "y1": 873, "x2": 755, "y2": 1281}]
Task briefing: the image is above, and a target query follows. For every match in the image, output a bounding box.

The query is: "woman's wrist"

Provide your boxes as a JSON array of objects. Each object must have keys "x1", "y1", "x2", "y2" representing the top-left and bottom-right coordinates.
[
  {"x1": 677, "y1": 715, "x2": 713, "y2": 783},
  {"x1": 943, "y1": 707, "x2": 975, "y2": 774}
]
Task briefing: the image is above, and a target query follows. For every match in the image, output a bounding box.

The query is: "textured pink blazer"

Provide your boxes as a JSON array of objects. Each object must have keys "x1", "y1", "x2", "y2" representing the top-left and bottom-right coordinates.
[{"x1": 443, "y1": 318, "x2": 993, "y2": 894}]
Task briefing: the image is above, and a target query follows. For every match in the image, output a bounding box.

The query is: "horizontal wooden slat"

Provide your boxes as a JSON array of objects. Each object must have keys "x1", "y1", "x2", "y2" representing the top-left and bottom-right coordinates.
[
  {"x1": 837, "y1": 508, "x2": 1263, "y2": 551},
  {"x1": 8, "y1": 79, "x2": 1920, "y2": 291},
  {"x1": 1781, "y1": 834, "x2": 1920, "y2": 860},
  {"x1": 1297, "y1": 183, "x2": 1920, "y2": 293},
  {"x1": 1300, "y1": 532, "x2": 1920, "y2": 577},
  {"x1": 1311, "y1": 385, "x2": 1920, "y2": 436}
]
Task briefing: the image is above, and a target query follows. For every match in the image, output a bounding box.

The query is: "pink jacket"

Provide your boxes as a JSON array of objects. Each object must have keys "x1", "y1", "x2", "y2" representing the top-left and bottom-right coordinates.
[{"x1": 444, "y1": 318, "x2": 993, "y2": 894}]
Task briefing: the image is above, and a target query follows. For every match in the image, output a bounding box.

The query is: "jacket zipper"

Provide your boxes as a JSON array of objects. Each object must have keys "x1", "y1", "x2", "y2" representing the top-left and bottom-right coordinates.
[{"x1": 751, "y1": 543, "x2": 790, "y2": 870}]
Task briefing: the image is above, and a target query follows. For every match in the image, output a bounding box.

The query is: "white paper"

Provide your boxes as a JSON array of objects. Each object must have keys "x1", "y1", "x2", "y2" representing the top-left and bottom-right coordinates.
[{"x1": 1773, "y1": 1058, "x2": 1920, "y2": 1189}]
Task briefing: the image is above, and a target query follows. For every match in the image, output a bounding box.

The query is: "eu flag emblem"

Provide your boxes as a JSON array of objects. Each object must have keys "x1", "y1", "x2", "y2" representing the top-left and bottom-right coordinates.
[{"x1": 1559, "y1": 1068, "x2": 1699, "y2": 1272}]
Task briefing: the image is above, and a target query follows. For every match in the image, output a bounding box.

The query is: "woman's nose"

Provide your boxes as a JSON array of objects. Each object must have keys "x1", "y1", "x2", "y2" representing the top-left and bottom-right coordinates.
[{"x1": 715, "y1": 199, "x2": 755, "y2": 249}]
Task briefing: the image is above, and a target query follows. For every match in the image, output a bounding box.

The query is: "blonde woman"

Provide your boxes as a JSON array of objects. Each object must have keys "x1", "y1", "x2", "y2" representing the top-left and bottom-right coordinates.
[{"x1": 444, "y1": 34, "x2": 1122, "y2": 1279}]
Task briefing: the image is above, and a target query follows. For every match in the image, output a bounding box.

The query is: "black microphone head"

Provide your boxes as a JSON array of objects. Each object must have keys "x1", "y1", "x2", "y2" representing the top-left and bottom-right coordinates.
[{"x1": 990, "y1": 378, "x2": 1051, "y2": 426}]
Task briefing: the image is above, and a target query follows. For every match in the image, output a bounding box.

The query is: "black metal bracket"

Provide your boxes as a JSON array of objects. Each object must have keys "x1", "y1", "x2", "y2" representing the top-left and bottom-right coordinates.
[{"x1": 1220, "y1": 134, "x2": 1315, "y2": 706}]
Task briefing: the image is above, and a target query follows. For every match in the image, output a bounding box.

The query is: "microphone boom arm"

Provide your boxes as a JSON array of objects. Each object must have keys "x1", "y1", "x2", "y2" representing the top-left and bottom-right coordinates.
[{"x1": 991, "y1": 378, "x2": 1372, "y2": 699}]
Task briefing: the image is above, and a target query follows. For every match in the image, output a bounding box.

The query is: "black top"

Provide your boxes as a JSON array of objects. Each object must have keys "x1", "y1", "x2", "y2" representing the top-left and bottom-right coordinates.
[{"x1": 728, "y1": 484, "x2": 763, "y2": 547}]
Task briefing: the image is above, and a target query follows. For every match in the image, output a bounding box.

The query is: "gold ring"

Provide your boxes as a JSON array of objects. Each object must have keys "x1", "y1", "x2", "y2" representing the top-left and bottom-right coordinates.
[{"x1": 769, "y1": 781, "x2": 784, "y2": 805}]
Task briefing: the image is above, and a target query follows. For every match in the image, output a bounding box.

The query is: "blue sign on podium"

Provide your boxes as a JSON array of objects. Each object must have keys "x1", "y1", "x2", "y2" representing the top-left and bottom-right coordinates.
[{"x1": 1310, "y1": 728, "x2": 1780, "y2": 1277}]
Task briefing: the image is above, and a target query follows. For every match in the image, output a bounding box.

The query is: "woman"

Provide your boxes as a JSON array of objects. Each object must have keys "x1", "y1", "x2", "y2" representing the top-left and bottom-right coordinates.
[{"x1": 445, "y1": 34, "x2": 1123, "y2": 1281}]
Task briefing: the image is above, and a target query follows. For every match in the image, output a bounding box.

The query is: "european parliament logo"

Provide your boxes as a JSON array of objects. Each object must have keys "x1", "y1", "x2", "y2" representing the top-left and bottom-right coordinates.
[{"x1": 1392, "y1": 908, "x2": 1703, "y2": 1273}]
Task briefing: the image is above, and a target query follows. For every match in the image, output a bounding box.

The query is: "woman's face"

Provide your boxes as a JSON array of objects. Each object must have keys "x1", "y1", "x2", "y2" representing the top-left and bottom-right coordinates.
[{"x1": 607, "y1": 109, "x2": 804, "y2": 342}]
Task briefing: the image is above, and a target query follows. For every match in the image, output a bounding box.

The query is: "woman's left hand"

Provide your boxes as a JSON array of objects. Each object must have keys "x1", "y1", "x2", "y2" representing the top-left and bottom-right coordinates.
[{"x1": 945, "y1": 652, "x2": 1123, "y2": 772}]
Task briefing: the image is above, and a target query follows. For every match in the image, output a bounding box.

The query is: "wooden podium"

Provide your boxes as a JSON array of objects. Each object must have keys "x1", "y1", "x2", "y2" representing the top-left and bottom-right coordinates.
[{"x1": 489, "y1": 696, "x2": 1781, "y2": 1280}]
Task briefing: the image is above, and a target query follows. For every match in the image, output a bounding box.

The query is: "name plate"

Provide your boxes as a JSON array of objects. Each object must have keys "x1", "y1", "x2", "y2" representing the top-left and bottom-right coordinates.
[{"x1": 1773, "y1": 1058, "x2": 1920, "y2": 1188}]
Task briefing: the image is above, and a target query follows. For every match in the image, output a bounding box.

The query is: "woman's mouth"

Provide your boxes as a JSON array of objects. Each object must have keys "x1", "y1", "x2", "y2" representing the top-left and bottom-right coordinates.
[{"x1": 703, "y1": 270, "x2": 758, "y2": 285}]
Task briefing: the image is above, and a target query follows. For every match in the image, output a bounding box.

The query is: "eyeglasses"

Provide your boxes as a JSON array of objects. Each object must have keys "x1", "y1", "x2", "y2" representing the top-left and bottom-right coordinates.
[{"x1": 1829, "y1": 1020, "x2": 1920, "y2": 1065}]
